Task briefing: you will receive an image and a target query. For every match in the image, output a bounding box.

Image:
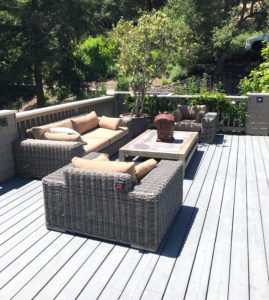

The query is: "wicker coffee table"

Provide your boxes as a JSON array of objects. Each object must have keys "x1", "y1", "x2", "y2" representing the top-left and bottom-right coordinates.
[{"x1": 119, "y1": 129, "x2": 198, "y2": 169}]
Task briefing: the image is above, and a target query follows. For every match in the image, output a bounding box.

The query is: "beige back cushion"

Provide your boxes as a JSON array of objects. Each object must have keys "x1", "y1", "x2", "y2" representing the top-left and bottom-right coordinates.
[
  {"x1": 31, "y1": 118, "x2": 73, "y2": 139},
  {"x1": 135, "y1": 158, "x2": 157, "y2": 181},
  {"x1": 99, "y1": 116, "x2": 121, "y2": 130},
  {"x1": 92, "y1": 154, "x2": 110, "y2": 161},
  {"x1": 194, "y1": 105, "x2": 206, "y2": 122},
  {"x1": 71, "y1": 111, "x2": 99, "y2": 134},
  {"x1": 174, "y1": 109, "x2": 182, "y2": 122},
  {"x1": 72, "y1": 157, "x2": 136, "y2": 183},
  {"x1": 44, "y1": 132, "x2": 82, "y2": 142}
]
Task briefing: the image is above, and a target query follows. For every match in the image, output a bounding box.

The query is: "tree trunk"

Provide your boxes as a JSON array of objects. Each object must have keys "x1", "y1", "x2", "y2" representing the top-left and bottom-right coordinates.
[
  {"x1": 34, "y1": 60, "x2": 45, "y2": 108},
  {"x1": 32, "y1": 0, "x2": 45, "y2": 108},
  {"x1": 147, "y1": 0, "x2": 152, "y2": 11}
]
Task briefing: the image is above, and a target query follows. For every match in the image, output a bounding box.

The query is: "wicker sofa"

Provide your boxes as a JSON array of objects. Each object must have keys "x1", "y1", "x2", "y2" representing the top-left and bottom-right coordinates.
[
  {"x1": 174, "y1": 105, "x2": 218, "y2": 143},
  {"x1": 42, "y1": 152, "x2": 183, "y2": 252},
  {"x1": 14, "y1": 112, "x2": 130, "y2": 179}
]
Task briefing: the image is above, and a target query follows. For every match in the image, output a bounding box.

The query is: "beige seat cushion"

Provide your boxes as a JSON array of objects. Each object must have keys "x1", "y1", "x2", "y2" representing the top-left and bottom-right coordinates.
[
  {"x1": 135, "y1": 158, "x2": 157, "y2": 182},
  {"x1": 174, "y1": 120, "x2": 202, "y2": 132},
  {"x1": 99, "y1": 116, "x2": 121, "y2": 130},
  {"x1": 31, "y1": 118, "x2": 73, "y2": 139},
  {"x1": 71, "y1": 111, "x2": 99, "y2": 134},
  {"x1": 83, "y1": 138, "x2": 110, "y2": 154},
  {"x1": 72, "y1": 157, "x2": 136, "y2": 183},
  {"x1": 92, "y1": 154, "x2": 110, "y2": 161},
  {"x1": 44, "y1": 132, "x2": 82, "y2": 142},
  {"x1": 83, "y1": 127, "x2": 128, "y2": 145}
]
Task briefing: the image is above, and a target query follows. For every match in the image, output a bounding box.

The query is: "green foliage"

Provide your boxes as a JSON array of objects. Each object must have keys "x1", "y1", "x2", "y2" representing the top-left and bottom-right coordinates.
[
  {"x1": 110, "y1": 10, "x2": 190, "y2": 115},
  {"x1": 176, "y1": 73, "x2": 223, "y2": 95},
  {"x1": 75, "y1": 35, "x2": 118, "y2": 82},
  {"x1": 187, "y1": 93, "x2": 247, "y2": 126},
  {"x1": 238, "y1": 46, "x2": 269, "y2": 94},
  {"x1": 116, "y1": 76, "x2": 130, "y2": 91},
  {"x1": 124, "y1": 94, "x2": 176, "y2": 122},
  {"x1": 161, "y1": 76, "x2": 172, "y2": 85},
  {"x1": 169, "y1": 65, "x2": 188, "y2": 81}
]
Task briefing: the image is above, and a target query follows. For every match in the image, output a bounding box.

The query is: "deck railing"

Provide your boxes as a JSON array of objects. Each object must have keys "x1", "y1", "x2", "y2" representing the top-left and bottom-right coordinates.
[
  {"x1": 16, "y1": 96, "x2": 118, "y2": 138},
  {"x1": 15, "y1": 92, "x2": 249, "y2": 138},
  {"x1": 153, "y1": 94, "x2": 248, "y2": 132}
]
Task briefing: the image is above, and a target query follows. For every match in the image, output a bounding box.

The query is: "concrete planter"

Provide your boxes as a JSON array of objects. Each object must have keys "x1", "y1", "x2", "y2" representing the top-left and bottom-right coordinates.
[{"x1": 120, "y1": 113, "x2": 149, "y2": 138}]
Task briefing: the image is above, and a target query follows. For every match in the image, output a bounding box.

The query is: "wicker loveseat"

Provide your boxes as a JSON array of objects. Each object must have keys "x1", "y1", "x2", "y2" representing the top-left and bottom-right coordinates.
[
  {"x1": 42, "y1": 153, "x2": 183, "y2": 252},
  {"x1": 174, "y1": 105, "x2": 218, "y2": 143},
  {"x1": 14, "y1": 112, "x2": 130, "y2": 179}
]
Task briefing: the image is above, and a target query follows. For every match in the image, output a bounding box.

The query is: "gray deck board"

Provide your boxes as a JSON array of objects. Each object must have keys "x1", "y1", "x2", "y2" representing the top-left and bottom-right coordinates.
[{"x1": 0, "y1": 134, "x2": 268, "y2": 300}]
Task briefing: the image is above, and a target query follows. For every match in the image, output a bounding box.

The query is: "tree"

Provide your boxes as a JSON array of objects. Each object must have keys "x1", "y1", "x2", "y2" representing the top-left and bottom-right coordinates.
[
  {"x1": 167, "y1": 0, "x2": 268, "y2": 74},
  {"x1": 0, "y1": 0, "x2": 95, "y2": 107},
  {"x1": 110, "y1": 10, "x2": 188, "y2": 115},
  {"x1": 239, "y1": 45, "x2": 269, "y2": 93}
]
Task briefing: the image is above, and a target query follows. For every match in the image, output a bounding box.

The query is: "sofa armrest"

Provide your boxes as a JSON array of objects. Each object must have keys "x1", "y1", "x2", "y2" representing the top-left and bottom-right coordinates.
[
  {"x1": 14, "y1": 139, "x2": 86, "y2": 178},
  {"x1": 202, "y1": 112, "x2": 218, "y2": 124}
]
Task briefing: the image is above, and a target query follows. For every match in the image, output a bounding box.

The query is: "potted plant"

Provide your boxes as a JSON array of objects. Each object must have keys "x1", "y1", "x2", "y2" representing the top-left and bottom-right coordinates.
[{"x1": 110, "y1": 10, "x2": 187, "y2": 137}]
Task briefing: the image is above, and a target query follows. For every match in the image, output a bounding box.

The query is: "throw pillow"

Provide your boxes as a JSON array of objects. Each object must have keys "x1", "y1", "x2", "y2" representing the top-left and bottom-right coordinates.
[
  {"x1": 44, "y1": 132, "x2": 82, "y2": 142},
  {"x1": 135, "y1": 158, "x2": 158, "y2": 181},
  {"x1": 177, "y1": 105, "x2": 195, "y2": 120},
  {"x1": 31, "y1": 126, "x2": 50, "y2": 139},
  {"x1": 71, "y1": 111, "x2": 99, "y2": 134},
  {"x1": 72, "y1": 157, "x2": 137, "y2": 183},
  {"x1": 99, "y1": 116, "x2": 121, "y2": 130},
  {"x1": 174, "y1": 109, "x2": 182, "y2": 122},
  {"x1": 49, "y1": 127, "x2": 87, "y2": 144},
  {"x1": 92, "y1": 154, "x2": 110, "y2": 161}
]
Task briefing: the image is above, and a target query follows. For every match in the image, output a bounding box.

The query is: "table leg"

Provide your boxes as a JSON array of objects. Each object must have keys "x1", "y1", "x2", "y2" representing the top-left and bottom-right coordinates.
[{"x1": 119, "y1": 151, "x2": 127, "y2": 162}]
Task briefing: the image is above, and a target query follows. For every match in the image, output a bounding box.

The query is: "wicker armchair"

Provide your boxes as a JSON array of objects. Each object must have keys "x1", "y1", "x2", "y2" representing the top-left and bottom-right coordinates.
[
  {"x1": 42, "y1": 153, "x2": 183, "y2": 252},
  {"x1": 174, "y1": 105, "x2": 218, "y2": 143}
]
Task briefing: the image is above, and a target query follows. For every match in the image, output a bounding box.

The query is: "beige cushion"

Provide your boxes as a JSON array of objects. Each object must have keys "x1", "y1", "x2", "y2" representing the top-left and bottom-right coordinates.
[
  {"x1": 44, "y1": 132, "x2": 82, "y2": 142},
  {"x1": 92, "y1": 154, "x2": 110, "y2": 161},
  {"x1": 82, "y1": 127, "x2": 128, "y2": 145},
  {"x1": 72, "y1": 157, "x2": 136, "y2": 183},
  {"x1": 31, "y1": 118, "x2": 73, "y2": 139},
  {"x1": 177, "y1": 105, "x2": 195, "y2": 120},
  {"x1": 83, "y1": 138, "x2": 110, "y2": 154},
  {"x1": 174, "y1": 120, "x2": 202, "y2": 132},
  {"x1": 135, "y1": 158, "x2": 157, "y2": 181},
  {"x1": 71, "y1": 111, "x2": 99, "y2": 134},
  {"x1": 194, "y1": 105, "x2": 206, "y2": 122},
  {"x1": 174, "y1": 109, "x2": 182, "y2": 122},
  {"x1": 99, "y1": 116, "x2": 121, "y2": 130}
]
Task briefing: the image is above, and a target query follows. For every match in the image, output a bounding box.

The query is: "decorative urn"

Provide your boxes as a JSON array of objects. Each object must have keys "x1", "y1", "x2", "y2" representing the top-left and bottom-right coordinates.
[{"x1": 154, "y1": 111, "x2": 175, "y2": 142}]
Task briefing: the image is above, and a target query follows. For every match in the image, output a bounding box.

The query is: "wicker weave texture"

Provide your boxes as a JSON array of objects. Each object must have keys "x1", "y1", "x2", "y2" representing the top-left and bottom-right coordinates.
[
  {"x1": 199, "y1": 112, "x2": 219, "y2": 143},
  {"x1": 14, "y1": 134, "x2": 131, "y2": 179},
  {"x1": 42, "y1": 159, "x2": 183, "y2": 252}
]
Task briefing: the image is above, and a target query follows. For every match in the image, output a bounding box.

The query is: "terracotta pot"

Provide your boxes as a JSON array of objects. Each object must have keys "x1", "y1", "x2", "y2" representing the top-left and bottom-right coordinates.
[{"x1": 120, "y1": 113, "x2": 149, "y2": 138}]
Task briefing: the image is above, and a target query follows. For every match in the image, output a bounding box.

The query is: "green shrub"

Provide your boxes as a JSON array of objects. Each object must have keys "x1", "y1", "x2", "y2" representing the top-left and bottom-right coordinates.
[
  {"x1": 238, "y1": 45, "x2": 269, "y2": 94},
  {"x1": 161, "y1": 76, "x2": 172, "y2": 85},
  {"x1": 75, "y1": 35, "x2": 118, "y2": 82},
  {"x1": 124, "y1": 94, "x2": 176, "y2": 123},
  {"x1": 116, "y1": 76, "x2": 130, "y2": 91},
  {"x1": 169, "y1": 65, "x2": 188, "y2": 81}
]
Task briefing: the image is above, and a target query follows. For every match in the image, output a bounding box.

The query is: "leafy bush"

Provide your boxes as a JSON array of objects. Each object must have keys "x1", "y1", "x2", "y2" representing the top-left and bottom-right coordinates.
[
  {"x1": 124, "y1": 94, "x2": 176, "y2": 123},
  {"x1": 161, "y1": 76, "x2": 172, "y2": 85},
  {"x1": 116, "y1": 76, "x2": 130, "y2": 91},
  {"x1": 238, "y1": 45, "x2": 269, "y2": 94},
  {"x1": 75, "y1": 35, "x2": 118, "y2": 82},
  {"x1": 187, "y1": 93, "x2": 247, "y2": 128},
  {"x1": 176, "y1": 73, "x2": 223, "y2": 94},
  {"x1": 169, "y1": 65, "x2": 188, "y2": 81}
]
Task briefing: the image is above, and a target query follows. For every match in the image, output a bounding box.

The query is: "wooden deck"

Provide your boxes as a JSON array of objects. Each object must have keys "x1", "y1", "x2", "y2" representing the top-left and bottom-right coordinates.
[{"x1": 0, "y1": 134, "x2": 269, "y2": 300}]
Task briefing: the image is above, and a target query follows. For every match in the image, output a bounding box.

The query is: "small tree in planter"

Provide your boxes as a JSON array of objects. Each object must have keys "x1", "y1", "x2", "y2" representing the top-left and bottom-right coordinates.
[{"x1": 110, "y1": 10, "x2": 188, "y2": 116}]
